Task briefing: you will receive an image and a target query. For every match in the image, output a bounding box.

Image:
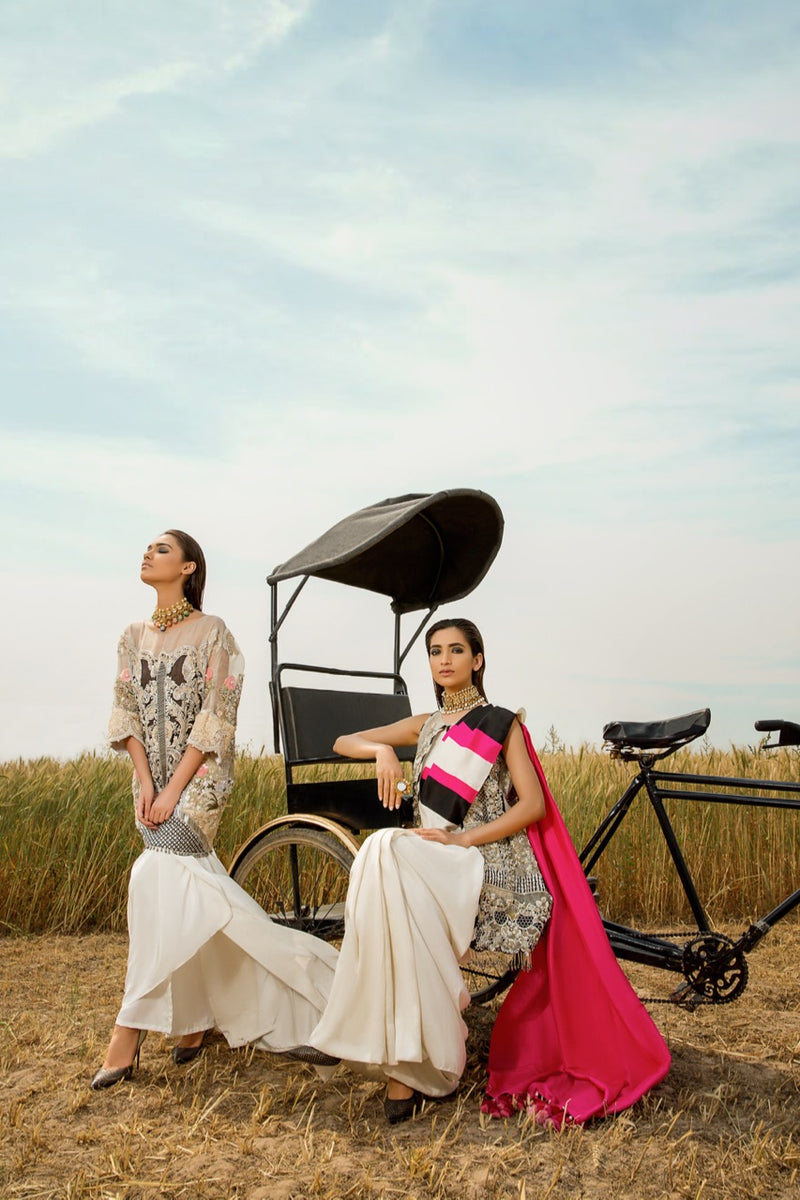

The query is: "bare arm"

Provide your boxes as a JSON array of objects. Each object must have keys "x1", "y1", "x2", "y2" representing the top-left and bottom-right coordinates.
[
  {"x1": 148, "y1": 745, "x2": 207, "y2": 825},
  {"x1": 415, "y1": 719, "x2": 545, "y2": 846},
  {"x1": 333, "y1": 713, "x2": 429, "y2": 810},
  {"x1": 122, "y1": 736, "x2": 155, "y2": 827}
]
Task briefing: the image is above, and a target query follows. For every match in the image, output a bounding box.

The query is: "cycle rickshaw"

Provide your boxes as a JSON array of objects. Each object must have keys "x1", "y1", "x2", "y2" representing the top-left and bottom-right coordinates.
[
  {"x1": 229, "y1": 488, "x2": 515, "y2": 1001},
  {"x1": 229, "y1": 487, "x2": 800, "y2": 1014}
]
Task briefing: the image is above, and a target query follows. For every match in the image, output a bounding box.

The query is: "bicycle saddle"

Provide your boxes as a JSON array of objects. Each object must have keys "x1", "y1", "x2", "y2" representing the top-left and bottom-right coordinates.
[{"x1": 602, "y1": 708, "x2": 711, "y2": 751}]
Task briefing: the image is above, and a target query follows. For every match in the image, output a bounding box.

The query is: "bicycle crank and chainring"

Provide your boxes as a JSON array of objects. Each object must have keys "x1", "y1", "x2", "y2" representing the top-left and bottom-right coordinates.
[{"x1": 680, "y1": 933, "x2": 749, "y2": 1004}]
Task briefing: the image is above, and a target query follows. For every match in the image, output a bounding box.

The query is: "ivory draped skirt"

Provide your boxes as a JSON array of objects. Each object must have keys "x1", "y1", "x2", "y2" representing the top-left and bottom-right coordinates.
[
  {"x1": 309, "y1": 827, "x2": 485, "y2": 1096},
  {"x1": 117, "y1": 848, "x2": 339, "y2": 1051}
]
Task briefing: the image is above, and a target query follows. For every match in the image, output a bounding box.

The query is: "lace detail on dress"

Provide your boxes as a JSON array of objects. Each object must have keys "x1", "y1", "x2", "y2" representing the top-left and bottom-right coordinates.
[
  {"x1": 137, "y1": 647, "x2": 202, "y2": 791},
  {"x1": 189, "y1": 708, "x2": 236, "y2": 761},
  {"x1": 414, "y1": 711, "x2": 553, "y2": 965},
  {"x1": 175, "y1": 757, "x2": 233, "y2": 845},
  {"x1": 109, "y1": 662, "x2": 144, "y2": 748},
  {"x1": 109, "y1": 615, "x2": 244, "y2": 849},
  {"x1": 466, "y1": 756, "x2": 553, "y2": 964}
]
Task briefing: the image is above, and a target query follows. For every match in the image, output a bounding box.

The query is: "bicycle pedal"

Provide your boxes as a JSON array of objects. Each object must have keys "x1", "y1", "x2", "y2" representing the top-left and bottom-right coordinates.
[{"x1": 667, "y1": 982, "x2": 705, "y2": 1011}]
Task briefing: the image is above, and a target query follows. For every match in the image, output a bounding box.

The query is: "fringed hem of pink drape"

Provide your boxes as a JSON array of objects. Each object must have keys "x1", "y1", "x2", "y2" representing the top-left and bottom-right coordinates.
[{"x1": 482, "y1": 726, "x2": 671, "y2": 1125}]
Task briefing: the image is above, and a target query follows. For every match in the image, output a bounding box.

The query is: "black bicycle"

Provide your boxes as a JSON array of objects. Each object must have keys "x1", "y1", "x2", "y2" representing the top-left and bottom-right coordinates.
[{"x1": 579, "y1": 709, "x2": 800, "y2": 1009}]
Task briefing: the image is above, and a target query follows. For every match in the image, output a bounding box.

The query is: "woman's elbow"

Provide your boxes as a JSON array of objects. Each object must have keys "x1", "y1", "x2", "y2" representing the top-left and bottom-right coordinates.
[{"x1": 522, "y1": 790, "x2": 546, "y2": 825}]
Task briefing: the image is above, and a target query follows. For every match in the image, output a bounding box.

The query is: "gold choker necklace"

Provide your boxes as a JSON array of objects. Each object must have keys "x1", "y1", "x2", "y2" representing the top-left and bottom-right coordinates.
[
  {"x1": 440, "y1": 684, "x2": 485, "y2": 713},
  {"x1": 152, "y1": 597, "x2": 193, "y2": 632}
]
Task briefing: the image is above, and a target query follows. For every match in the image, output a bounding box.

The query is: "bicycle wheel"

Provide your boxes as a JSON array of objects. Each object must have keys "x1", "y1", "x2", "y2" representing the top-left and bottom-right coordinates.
[
  {"x1": 461, "y1": 949, "x2": 519, "y2": 1004},
  {"x1": 231, "y1": 825, "x2": 354, "y2": 943}
]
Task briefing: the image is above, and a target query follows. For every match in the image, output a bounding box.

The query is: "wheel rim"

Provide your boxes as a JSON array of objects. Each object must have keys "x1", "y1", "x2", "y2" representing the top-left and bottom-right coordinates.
[
  {"x1": 232, "y1": 826, "x2": 353, "y2": 943},
  {"x1": 461, "y1": 949, "x2": 518, "y2": 1003}
]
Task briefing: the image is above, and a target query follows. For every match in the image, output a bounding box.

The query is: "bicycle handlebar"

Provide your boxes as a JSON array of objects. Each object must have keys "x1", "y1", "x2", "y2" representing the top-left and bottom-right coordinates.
[{"x1": 754, "y1": 719, "x2": 800, "y2": 747}]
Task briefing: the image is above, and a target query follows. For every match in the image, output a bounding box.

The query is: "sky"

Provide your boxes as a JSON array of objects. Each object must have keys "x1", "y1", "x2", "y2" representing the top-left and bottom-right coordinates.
[{"x1": 1, "y1": 0, "x2": 799, "y2": 761}]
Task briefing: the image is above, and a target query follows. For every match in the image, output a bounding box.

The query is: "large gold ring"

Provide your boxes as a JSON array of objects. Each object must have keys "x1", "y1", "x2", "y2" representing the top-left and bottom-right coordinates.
[{"x1": 395, "y1": 780, "x2": 408, "y2": 794}]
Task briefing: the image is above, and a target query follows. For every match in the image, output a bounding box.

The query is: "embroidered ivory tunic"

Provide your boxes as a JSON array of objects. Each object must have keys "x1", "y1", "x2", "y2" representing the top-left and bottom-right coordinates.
[
  {"x1": 104, "y1": 612, "x2": 339, "y2": 1044},
  {"x1": 108, "y1": 614, "x2": 244, "y2": 851}
]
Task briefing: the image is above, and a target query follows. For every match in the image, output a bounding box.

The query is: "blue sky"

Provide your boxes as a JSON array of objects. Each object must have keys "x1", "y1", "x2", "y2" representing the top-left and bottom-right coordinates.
[{"x1": 1, "y1": 0, "x2": 799, "y2": 760}]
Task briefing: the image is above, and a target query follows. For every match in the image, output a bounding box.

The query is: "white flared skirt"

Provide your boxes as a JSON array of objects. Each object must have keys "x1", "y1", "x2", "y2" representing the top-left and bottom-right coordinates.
[
  {"x1": 309, "y1": 828, "x2": 484, "y2": 1096},
  {"x1": 117, "y1": 849, "x2": 339, "y2": 1051}
]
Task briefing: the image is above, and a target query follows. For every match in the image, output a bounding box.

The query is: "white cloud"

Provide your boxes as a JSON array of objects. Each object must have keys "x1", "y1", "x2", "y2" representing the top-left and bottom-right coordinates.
[
  {"x1": 0, "y1": 0, "x2": 310, "y2": 158},
  {"x1": 2, "y1": 2, "x2": 799, "y2": 759}
]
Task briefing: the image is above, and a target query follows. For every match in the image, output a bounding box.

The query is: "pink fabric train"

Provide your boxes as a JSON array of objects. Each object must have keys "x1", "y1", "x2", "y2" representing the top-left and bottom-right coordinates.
[{"x1": 482, "y1": 725, "x2": 671, "y2": 1126}]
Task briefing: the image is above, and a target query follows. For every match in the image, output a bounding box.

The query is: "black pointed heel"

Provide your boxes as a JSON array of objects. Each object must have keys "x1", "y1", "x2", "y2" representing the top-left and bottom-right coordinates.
[
  {"x1": 171, "y1": 1030, "x2": 208, "y2": 1065},
  {"x1": 384, "y1": 1089, "x2": 423, "y2": 1124}
]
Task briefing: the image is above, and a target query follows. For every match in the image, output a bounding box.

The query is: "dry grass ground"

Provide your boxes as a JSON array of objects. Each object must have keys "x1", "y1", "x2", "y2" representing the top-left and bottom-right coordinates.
[{"x1": 1, "y1": 927, "x2": 798, "y2": 1200}]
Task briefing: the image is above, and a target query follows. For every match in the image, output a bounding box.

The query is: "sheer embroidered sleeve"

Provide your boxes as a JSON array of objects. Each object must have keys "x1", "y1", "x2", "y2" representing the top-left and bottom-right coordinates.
[
  {"x1": 108, "y1": 630, "x2": 144, "y2": 752},
  {"x1": 188, "y1": 622, "x2": 245, "y2": 762}
]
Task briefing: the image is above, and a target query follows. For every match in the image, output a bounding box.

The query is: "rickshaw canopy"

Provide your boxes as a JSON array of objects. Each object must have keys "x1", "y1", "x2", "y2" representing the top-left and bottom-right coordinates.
[{"x1": 268, "y1": 489, "x2": 504, "y2": 614}]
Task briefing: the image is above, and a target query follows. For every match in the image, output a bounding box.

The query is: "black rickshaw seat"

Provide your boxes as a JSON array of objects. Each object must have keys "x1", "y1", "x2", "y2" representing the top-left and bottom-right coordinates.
[{"x1": 276, "y1": 677, "x2": 415, "y2": 832}]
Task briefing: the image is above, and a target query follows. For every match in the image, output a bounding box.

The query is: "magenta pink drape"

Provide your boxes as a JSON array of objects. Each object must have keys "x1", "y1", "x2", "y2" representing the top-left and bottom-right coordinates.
[{"x1": 482, "y1": 727, "x2": 671, "y2": 1125}]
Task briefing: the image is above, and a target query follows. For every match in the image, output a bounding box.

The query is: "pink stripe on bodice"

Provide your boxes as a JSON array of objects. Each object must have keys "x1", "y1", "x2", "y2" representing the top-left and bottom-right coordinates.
[
  {"x1": 443, "y1": 721, "x2": 503, "y2": 762},
  {"x1": 421, "y1": 762, "x2": 477, "y2": 803}
]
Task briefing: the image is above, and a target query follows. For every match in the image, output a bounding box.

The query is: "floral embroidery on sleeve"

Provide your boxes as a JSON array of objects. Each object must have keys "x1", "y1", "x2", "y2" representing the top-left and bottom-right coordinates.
[
  {"x1": 108, "y1": 632, "x2": 144, "y2": 750},
  {"x1": 187, "y1": 623, "x2": 244, "y2": 762}
]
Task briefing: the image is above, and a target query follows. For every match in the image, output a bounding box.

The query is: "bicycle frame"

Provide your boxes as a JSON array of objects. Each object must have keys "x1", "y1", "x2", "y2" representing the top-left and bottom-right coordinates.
[{"x1": 579, "y1": 758, "x2": 800, "y2": 979}]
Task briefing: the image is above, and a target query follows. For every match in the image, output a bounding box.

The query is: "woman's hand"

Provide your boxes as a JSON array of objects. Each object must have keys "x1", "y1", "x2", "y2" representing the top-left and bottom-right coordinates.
[
  {"x1": 413, "y1": 827, "x2": 471, "y2": 848},
  {"x1": 375, "y1": 745, "x2": 407, "y2": 810},
  {"x1": 148, "y1": 784, "x2": 180, "y2": 825},
  {"x1": 332, "y1": 714, "x2": 427, "y2": 811},
  {"x1": 136, "y1": 780, "x2": 157, "y2": 828}
]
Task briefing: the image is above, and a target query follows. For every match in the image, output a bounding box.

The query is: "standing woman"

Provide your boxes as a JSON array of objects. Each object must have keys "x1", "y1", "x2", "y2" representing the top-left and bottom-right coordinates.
[
  {"x1": 92, "y1": 530, "x2": 338, "y2": 1089},
  {"x1": 303, "y1": 618, "x2": 671, "y2": 1126}
]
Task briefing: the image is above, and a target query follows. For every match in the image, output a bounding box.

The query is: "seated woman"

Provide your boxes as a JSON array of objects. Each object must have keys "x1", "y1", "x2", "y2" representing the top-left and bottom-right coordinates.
[{"x1": 300, "y1": 617, "x2": 671, "y2": 1126}]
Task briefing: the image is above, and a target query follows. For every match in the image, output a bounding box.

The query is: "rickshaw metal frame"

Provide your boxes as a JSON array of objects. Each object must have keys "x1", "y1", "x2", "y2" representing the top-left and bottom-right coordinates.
[{"x1": 229, "y1": 489, "x2": 514, "y2": 1000}]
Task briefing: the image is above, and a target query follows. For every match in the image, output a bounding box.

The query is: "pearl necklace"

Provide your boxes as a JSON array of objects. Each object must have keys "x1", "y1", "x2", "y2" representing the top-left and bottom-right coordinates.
[
  {"x1": 439, "y1": 684, "x2": 485, "y2": 713},
  {"x1": 152, "y1": 596, "x2": 193, "y2": 632}
]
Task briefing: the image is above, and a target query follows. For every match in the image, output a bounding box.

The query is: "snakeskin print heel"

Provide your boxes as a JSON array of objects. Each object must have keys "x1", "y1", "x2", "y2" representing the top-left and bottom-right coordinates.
[{"x1": 90, "y1": 1029, "x2": 147, "y2": 1090}]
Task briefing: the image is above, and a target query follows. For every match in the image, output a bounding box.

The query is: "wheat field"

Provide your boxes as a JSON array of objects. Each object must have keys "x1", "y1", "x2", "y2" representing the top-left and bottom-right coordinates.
[
  {"x1": 2, "y1": 745, "x2": 799, "y2": 934},
  {"x1": 1, "y1": 747, "x2": 799, "y2": 1198}
]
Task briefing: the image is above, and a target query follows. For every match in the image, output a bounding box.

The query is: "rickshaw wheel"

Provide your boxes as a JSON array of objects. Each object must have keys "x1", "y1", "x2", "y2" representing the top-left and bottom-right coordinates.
[
  {"x1": 460, "y1": 951, "x2": 519, "y2": 1004},
  {"x1": 230, "y1": 820, "x2": 518, "y2": 1003},
  {"x1": 231, "y1": 824, "x2": 354, "y2": 944}
]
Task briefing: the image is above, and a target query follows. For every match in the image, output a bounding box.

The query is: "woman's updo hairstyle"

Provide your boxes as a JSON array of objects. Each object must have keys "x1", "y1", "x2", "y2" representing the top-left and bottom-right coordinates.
[
  {"x1": 425, "y1": 617, "x2": 487, "y2": 708},
  {"x1": 165, "y1": 529, "x2": 206, "y2": 611}
]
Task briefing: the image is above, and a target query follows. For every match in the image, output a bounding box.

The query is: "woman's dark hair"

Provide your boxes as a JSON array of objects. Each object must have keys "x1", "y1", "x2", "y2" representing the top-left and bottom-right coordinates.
[
  {"x1": 424, "y1": 617, "x2": 486, "y2": 707},
  {"x1": 165, "y1": 529, "x2": 206, "y2": 611}
]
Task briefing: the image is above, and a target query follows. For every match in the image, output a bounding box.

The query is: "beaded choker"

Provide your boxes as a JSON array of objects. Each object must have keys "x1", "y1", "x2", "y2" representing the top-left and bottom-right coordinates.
[
  {"x1": 439, "y1": 684, "x2": 485, "y2": 713},
  {"x1": 152, "y1": 596, "x2": 193, "y2": 632}
]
